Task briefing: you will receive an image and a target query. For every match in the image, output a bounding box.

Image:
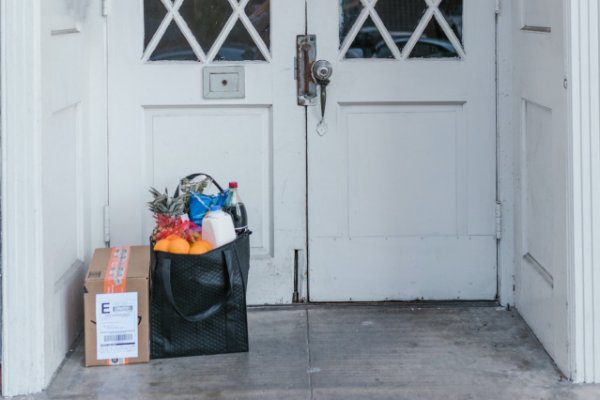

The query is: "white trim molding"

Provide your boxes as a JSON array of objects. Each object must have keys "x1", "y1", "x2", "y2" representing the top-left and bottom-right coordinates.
[
  {"x1": 496, "y1": 0, "x2": 515, "y2": 307},
  {"x1": 1, "y1": 0, "x2": 46, "y2": 395},
  {"x1": 569, "y1": 0, "x2": 600, "y2": 384}
]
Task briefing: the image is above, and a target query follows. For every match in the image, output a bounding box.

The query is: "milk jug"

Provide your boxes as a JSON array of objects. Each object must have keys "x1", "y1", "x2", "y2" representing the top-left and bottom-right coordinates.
[{"x1": 202, "y1": 205, "x2": 236, "y2": 248}]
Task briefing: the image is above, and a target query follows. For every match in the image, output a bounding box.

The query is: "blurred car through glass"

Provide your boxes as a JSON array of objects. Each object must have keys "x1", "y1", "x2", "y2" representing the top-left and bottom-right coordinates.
[
  {"x1": 340, "y1": 0, "x2": 462, "y2": 59},
  {"x1": 144, "y1": 0, "x2": 270, "y2": 62}
]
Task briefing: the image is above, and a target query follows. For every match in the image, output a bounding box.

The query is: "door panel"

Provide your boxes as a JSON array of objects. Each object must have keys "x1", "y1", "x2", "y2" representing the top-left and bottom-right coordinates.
[
  {"x1": 143, "y1": 107, "x2": 273, "y2": 256},
  {"x1": 311, "y1": 237, "x2": 496, "y2": 301},
  {"x1": 40, "y1": 0, "x2": 97, "y2": 385},
  {"x1": 108, "y1": 0, "x2": 306, "y2": 304},
  {"x1": 307, "y1": 0, "x2": 497, "y2": 301},
  {"x1": 514, "y1": 0, "x2": 569, "y2": 374},
  {"x1": 345, "y1": 104, "x2": 462, "y2": 237},
  {"x1": 523, "y1": 100, "x2": 554, "y2": 279}
]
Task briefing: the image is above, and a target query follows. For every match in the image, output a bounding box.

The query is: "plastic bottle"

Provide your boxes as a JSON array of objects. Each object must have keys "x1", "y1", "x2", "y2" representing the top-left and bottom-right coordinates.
[
  {"x1": 201, "y1": 205, "x2": 236, "y2": 248},
  {"x1": 224, "y1": 182, "x2": 248, "y2": 234}
]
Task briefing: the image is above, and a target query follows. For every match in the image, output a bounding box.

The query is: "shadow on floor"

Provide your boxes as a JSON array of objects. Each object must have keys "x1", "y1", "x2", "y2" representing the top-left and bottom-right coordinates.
[{"x1": 9, "y1": 305, "x2": 600, "y2": 400}]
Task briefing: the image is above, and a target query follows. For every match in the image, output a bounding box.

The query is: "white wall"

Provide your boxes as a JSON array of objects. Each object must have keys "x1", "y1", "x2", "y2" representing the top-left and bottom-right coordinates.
[{"x1": 2, "y1": 0, "x2": 107, "y2": 395}]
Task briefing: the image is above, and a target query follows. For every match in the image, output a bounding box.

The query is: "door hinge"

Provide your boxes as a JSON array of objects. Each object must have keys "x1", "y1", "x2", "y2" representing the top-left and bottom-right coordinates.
[
  {"x1": 495, "y1": 0, "x2": 501, "y2": 15},
  {"x1": 495, "y1": 201, "x2": 503, "y2": 240},
  {"x1": 102, "y1": 0, "x2": 111, "y2": 17},
  {"x1": 103, "y1": 204, "x2": 111, "y2": 245}
]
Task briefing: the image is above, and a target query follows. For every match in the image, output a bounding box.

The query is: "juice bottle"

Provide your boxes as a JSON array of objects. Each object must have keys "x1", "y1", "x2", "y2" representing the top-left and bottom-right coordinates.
[{"x1": 224, "y1": 182, "x2": 248, "y2": 234}]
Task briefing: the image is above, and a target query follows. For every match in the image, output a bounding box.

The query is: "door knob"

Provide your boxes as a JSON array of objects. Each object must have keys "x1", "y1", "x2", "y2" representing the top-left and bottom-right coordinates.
[{"x1": 311, "y1": 60, "x2": 333, "y2": 135}]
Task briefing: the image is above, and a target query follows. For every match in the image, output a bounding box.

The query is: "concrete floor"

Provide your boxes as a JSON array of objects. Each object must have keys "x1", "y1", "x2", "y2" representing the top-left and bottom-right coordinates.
[{"x1": 9, "y1": 305, "x2": 600, "y2": 400}]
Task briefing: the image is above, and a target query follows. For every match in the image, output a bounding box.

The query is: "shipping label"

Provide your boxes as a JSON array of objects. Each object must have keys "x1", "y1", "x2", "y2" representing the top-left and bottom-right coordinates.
[{"x1": 96, "y1": 292, "x2": 138, "y2": 360}]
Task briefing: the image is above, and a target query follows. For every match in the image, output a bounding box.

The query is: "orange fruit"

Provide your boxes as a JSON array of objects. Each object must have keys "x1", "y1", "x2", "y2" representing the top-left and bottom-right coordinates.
[
  {"x1": 189, "y1": 240, "x2": 212, "y2": 255},
  {"x1": 153, "y1": 239, "x2": 170, "y2": 252},
  {"x1": 166, "y1": 234, "x2": 181, "y2": 241},
  {"x1": 169, "y1": 237, "x2": 190, "y2": 254}
]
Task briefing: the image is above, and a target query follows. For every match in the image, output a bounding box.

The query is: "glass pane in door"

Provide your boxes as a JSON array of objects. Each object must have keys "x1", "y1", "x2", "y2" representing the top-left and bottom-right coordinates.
[
  {"x1": 178, "y1": 0, "x2": 232, "y2": 52},
  {"x1": 340, "y1": 0, "x2": 463, "y2": 59},
  {"x1": 143, "y1": 0, "x2": 271, "y2": 62},
  {"x1": 144, "y1": 0, "x2": 168, "y2": 48},
  {"x1": 408, "y1": 16, "x2": 459, "y2": 58},
  {"x1": 151, "y1": 21, "x2": 197, "y2": 61}
]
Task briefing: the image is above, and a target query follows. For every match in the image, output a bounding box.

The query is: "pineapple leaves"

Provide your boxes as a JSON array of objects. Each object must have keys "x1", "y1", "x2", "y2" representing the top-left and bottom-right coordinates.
[
  {"x1": 178, "y1": 176, "x2": 210, "y2": 214},
  {"x1": 148, "y1": 187, "x2": 186, "y2": 217},
  {"x1": 148, "y1": 176, "x2": 210, "y2": 217}
]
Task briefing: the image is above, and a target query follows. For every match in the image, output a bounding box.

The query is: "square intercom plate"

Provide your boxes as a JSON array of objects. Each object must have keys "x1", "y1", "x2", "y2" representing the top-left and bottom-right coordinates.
[{"x1": 203, "y1": 66, "x2": 245, "y2": 99}]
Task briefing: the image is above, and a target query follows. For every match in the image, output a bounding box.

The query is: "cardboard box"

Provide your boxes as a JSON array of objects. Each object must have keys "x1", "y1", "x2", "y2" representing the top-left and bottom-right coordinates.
[{"x1": 84, "y1": 246, "x2": 150, "y2": 367}]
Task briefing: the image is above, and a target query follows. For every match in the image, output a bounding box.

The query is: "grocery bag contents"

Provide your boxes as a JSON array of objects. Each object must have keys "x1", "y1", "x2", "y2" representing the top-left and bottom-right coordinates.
[
  {"x1": 224, "y1": 182, "x2": 248, "y2": 234},
  {"x1": 178, "y1": 174, "x2": 228, "y2": 227},
  {"x1": 148, "y1": 173, "x2": 249, "y2": 254},
  {"x1": 148, "y1": 187, "x2": 212, "y2": 255},
  {"x1": 202, "y1": 205, "x2": 237, "y2": 248},
  {"x1": 189, "y1": 191, "x2": 228, "y2": 227},
  {"x1": 153, "y1": 235, "x2": 213, "y2": 255}
]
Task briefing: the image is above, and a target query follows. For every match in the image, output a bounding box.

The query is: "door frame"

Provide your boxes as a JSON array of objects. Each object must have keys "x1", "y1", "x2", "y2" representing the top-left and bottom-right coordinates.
[
  {"x1": 496, "y1": 0, "x2": 516, "y2": 308},
  {"x1": 1, "y1": 0, "x2": 109, "y2": 395},
  {"x1": 567, "y1": 0, "x2": 600, "y2": 383},
  {"x1": 1, "y1": 0, "x2": 46, "y2": 395}
]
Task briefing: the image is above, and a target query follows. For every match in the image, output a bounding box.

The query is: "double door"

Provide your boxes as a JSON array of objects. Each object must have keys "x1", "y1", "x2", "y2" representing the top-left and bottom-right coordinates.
[{"x1": 108, "y1": 0, "x2": 497, "y2": 303}]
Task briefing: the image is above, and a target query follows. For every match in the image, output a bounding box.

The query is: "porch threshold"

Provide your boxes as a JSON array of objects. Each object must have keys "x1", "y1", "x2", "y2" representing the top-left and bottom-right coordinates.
[{"x1": 249, "y1": 300, "x2": 500, "y2": 311}]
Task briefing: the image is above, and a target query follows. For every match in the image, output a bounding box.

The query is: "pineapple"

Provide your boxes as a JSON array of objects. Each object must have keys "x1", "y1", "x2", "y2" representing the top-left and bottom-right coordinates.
[
  {"x1": 148, "y1": 187, "x2": 200, "y2": 242},
  {"x1": 148, "y1": 187, "x2": 185, "y2": 217}
]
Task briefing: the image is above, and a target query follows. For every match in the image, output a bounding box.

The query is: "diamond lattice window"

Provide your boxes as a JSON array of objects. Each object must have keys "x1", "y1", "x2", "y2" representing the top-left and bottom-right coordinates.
[
  {"x1": 144, "y1": 0, "x2": 271, "y2": 62},
  {"x1": 340, "y1": 0, "x2": 464, "y2": 60}
]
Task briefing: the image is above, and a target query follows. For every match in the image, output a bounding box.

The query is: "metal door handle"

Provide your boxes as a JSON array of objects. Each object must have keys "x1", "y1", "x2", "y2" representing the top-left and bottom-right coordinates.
[{"x1": 312, "y1": 60, "x2": 333, "y2": 135}]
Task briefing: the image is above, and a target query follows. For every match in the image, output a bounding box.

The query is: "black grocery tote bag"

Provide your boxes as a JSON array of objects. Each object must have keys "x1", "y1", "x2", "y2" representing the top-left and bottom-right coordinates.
[{"x1": 150, "y1": 232, "x2": 250, "y2": 359}]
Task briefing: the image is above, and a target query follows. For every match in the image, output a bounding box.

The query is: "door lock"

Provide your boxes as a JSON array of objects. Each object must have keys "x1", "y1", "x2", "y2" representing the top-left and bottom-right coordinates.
[
  {"x1": 311, "y1": 60, "x2": 333, "y2": 135},
  {"x1": 312, "y1": 60, "x2": 333, "y2": 83},
  {"x1": 296, "y1": 35, "x2": 334, "y2": 135},
  {"x1": 296, "y1": 35, "x2": 317, "y2": 106}
]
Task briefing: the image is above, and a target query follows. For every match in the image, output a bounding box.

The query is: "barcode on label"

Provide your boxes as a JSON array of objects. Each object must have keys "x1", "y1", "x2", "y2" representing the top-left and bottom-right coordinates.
[{"x1": 103, "y1": 334, "x2": 133, "y2": 342}]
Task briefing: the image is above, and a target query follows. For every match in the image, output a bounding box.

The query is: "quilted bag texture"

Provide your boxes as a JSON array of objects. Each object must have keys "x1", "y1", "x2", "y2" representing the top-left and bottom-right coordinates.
[{"x1": 150, "y1": 233, "x2": 250, "y2": 359}]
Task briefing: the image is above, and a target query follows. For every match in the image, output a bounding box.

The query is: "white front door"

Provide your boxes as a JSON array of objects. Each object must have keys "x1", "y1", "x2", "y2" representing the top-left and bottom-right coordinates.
[
  {"x1": 108, "y1": 0, "x2": 497, "y2": 304},
  {"x1": 108, "y1": 0, "x2": 306, "y2": 304},
  {"x1": 307, "y1": 0, "x2": 497, "y2": 301}
]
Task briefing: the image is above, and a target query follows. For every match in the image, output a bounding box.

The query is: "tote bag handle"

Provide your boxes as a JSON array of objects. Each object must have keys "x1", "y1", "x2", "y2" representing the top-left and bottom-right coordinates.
[
  {"x1": 159, "y1": 249, "x2": 237, "y2": 322},
  {"x1": 174, "y1": 173, "x2": 225, "y2": 197}
]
